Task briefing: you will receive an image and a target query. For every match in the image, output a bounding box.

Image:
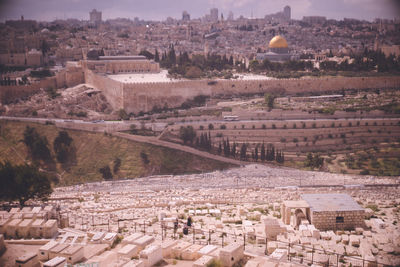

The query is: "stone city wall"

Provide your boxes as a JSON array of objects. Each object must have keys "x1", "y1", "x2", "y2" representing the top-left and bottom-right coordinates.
[
  {"x1": 0, "y1": 78, "x2": 56, "y2": 104},
  {"x1": 120, "y1": 76, "x2": 400, "y2": 114},
  {"x1": 84, "y1": 69, "x2": 124, "y2": 111},
  {"x1": 310, "y1": 210, "x2": 365, "y2": 231},
  {"x1": 83, "y1": 71, "x2": 400, "y2": 114}
]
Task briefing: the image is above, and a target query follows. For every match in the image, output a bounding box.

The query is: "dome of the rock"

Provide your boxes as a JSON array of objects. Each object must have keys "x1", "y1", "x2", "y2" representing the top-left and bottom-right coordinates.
[{"x1": 269, "y1": 35, "x2": 288, "y2": 49}]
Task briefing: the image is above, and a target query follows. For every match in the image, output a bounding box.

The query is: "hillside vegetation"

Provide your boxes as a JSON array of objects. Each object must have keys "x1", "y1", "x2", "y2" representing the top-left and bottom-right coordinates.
[{"x1": 0, "y1": 120, "x2": 233, "y2": 186}]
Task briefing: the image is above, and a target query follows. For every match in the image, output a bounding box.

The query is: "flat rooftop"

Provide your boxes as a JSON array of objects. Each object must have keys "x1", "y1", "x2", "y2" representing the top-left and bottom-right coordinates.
[
  {"x1": 99, "y1": 55, "x2": 147, "y2": 60},
  {"x1": 108, "y1": 70, "x2": 176, "y2": 83},
  {"x1": 301, "y1": 194, "x2": 364, "y2": 212}
]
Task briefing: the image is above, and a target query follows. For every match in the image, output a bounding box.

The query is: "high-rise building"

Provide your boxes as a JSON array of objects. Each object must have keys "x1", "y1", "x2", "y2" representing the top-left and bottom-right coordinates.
[
  {"x1": 90, "y1": 9, "x2": 102, "y2": 25},
  {"x1": 264, "y1": 6, "x2": 291, "y2": 23},
  {"x1": 228, "y1": 11, "x2": 234, "y2": 21},
  {"x1": 283, "y1": 6, "x2": 291, "y2": 20},
  {"x1": 210, "y1": 8, "x2": 218, "y2": 22},
  {"x1": 182, "y1": 11, "x2": 190, "y2": 21}
]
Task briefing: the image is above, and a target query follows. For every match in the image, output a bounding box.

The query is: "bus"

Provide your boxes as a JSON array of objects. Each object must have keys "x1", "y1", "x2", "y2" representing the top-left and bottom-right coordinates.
[{"x1": 223, "y1": 115, "x2": 239, "y2": 121}]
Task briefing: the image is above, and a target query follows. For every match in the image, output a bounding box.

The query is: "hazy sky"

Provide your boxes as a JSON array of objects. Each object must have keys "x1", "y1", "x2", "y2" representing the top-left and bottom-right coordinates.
[{"x1": 0, "y1": 0, "x2": 399, "y2": 22}]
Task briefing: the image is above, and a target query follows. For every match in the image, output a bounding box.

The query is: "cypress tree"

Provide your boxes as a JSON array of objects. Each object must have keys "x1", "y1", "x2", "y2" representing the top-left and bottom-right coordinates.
[{"x1": 260, "y1": 143, "x2": 265, "y2": 161}]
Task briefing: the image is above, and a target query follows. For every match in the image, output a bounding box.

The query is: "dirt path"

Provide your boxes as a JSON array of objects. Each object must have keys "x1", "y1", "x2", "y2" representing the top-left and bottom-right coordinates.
[{"x1": 112, "y1": 132, "x2": 244, "y2": 166}]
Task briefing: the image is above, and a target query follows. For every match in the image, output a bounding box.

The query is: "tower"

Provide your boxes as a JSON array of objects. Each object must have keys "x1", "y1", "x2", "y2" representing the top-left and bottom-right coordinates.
[
  {"x1": 210, "y1": 8, "x2": 218, "y2": 22},
  {"x1": 182, "y1": 11, "x2": 190, "y2": 22},
  {"x1": 283, "y1": 6, "x2": 291, "y2": 20},
  {"x1": 90, "y1": 9, "x2": 102, "y2": 25}
]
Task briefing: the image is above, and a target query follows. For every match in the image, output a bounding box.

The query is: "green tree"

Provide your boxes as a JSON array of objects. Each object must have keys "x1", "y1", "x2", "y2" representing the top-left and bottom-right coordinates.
[
  {"x1": 0, "y1": 161, "x2": 52, "y2": 205},
  {"x1": 118, "y1": 109, "x2": 130, "y2": 120},
  {"x1": 99, "y1": 165, "x2": 113, "y2": 180},
  {"x1": 240, "y1": 143, "x2": 247, "y2": 161},
  {"x1": 264, "y1": 93, "x2": 275, "y2": 109},
  {"x1": 113, "y1": 157, "x2": 122, "y2": 173},
  {"x1": 53, "y1": 131, "x2": 76, "y2": 166},
  {"x1": 140, "y1": 151, "x2": 150, "y2": 165},
  {"x1": 304, "y1": 153, "x2": 324, "y2": 169},
  {"x1": 179, "y1": 126, "x2": 196, "y2": 145},
  {"x1": 154, "y1": 49, "x2": 160, "y2": 62},
  {"x1": 260, "y1": 143, "x2": 265, "y2": 161},
  {"x1": 23, "y1": 126, "x2": 54, "y2": 167}
]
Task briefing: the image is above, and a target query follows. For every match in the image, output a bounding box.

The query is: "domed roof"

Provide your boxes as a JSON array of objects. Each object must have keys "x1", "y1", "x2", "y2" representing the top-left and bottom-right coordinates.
[{"x1": 269, "y1": 36, "x2": 288, "y2": 48}]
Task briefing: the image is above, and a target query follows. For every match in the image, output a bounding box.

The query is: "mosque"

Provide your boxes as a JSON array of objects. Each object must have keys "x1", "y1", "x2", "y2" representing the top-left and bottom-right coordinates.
[{"x1": 256, "y1": 35, "x2": 297, "y2": 62}]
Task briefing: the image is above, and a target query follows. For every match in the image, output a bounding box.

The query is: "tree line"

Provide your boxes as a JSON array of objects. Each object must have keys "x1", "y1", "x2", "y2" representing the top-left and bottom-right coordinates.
[
  {"x1": 177, "y1": 126, "x2": 285, "y2": 164},
  {"x1": 140, "y1": 45, "x2": 240, "y2": 79},
  {"x1": 320, "y1": 49, "x2": 400, "y2": 73},
  {"x1": 218, "y1": 139, "x2": 285, "y2": 163}
]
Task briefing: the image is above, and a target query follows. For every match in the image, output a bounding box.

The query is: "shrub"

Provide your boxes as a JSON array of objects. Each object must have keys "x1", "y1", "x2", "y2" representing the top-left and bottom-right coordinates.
[
  {"x1": 208, "y1": 123, "x2": 214, "y2": 130},
  {"x1": 220, "y1": 124, "x2": 226, "y2": 130},
  {"x1": 76, "y1": 111, "x2": 87, "y2": 117},
  {"x1": 272, "y1": 124, "x2": 276, "y2": 129},
  {"x1": 262, "y1": 124, "x2": 266, "y2": 129}
]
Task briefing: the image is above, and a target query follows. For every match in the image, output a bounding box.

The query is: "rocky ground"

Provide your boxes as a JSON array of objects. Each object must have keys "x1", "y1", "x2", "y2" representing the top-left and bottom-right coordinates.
[{"x1": 2, "y1": 84, "x2": 115, "y2": 119}]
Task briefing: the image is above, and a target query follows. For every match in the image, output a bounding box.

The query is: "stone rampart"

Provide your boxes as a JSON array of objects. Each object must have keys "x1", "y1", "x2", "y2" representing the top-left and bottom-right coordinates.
[
  {"x1": 83, "y1": 70, "x2": 400, "y2": 114},
  {"x1": 0, "y1": 78, "x2": 56, "y2": 104},
  {"x1": 85, "y1": 69, "x2": 124, "y2": 110}
]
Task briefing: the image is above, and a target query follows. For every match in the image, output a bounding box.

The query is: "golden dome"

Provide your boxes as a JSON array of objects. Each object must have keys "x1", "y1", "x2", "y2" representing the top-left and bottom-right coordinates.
[{"x1": 269, "y1": 36, "x2": 288, "y2": 48}]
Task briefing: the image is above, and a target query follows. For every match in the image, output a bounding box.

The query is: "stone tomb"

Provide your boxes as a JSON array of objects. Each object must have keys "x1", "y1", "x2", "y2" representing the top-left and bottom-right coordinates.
[
  {"x1": 160, "y1": 239, "x2": 178, "y2": 258},
  {"x1": 301, "y1": 194, "x2": 365, "y2": 231},
  {"x1": 43, "y1": 220, "x2": 58, "y2": 238},
  {"x1": 181, "y1": 244, "x2": 204, "y2": 260},
  {"x1": 43, "y1": 256, "x2": 67, "y2": 267},
  {"x1": 118, "y1": 244, "x2": 140, "y2": 259},
  {"x1": 15, "y1": 252, "x2": 39, "y2": 267},
  {"x1": 29, "y1": 219, "x2": 45, "y2": 238},
  {"x1": 38, "y1": 240, "x2": 59, "y2": 261},
  {"x1": 193, "y1": 255, "x2": 214, "y2": 267},
  {"x1": 139, "y1": 244, "x2": 162, "y2": 267},
  {"x1": 59, "y1": 245, "x2": 84, "y2": 264},
  {"x1": 219, "y1": 243, "x2": 244, "y2": 267}
]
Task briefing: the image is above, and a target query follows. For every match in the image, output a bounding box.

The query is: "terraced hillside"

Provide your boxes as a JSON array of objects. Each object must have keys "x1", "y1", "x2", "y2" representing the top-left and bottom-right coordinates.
[{"x1": 164, "y1": 118, "x2": 400, "y2": 175}]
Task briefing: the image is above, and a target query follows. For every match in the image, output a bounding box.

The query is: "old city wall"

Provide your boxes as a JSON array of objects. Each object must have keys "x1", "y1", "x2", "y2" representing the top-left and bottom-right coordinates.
[
  {"x1": 0, "y1": 78, "x2": 57, "y2": 104},
  {"x1": 119, "y1": 76, "x2": 400, "y2": 114},
  {"x1": 55, "y1": 67, "x2": 85, "y2": 88},
  {"x1": 84, "y1": 69, "x2": 124, "y2": 110},
  {"x1": 122, "y1": 80, "x2": 212, "y2": 113}
]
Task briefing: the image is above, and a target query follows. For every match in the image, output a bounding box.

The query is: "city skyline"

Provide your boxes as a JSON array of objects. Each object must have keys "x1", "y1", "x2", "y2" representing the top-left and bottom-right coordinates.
[{"x1": 0, "y1": 0, "x2": 399, "y2": 22}]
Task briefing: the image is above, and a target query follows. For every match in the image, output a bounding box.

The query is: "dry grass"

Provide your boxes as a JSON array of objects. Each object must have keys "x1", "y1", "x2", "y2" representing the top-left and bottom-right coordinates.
[{"x1": 0, "y1": 120, "x2": 233, "y2": 186}]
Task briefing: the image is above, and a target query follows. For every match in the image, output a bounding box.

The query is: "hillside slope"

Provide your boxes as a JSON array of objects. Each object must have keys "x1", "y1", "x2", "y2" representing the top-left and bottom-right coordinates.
[{"x1": 0, "y1": 120, "x2": 233, "y2": 185}]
